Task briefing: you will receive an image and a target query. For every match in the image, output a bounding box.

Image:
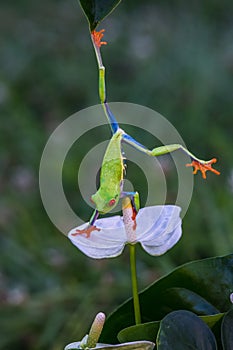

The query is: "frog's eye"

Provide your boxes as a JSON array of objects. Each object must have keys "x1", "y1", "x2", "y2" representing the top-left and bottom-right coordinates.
[{"x1": 108, "y1": 198, "x2": 116, "y2": 207}]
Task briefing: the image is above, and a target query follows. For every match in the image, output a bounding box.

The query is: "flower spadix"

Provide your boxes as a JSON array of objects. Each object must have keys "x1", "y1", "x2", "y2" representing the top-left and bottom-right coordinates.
[{"x1": 68, "y1": 199, "x2": 182, "y2": 259}]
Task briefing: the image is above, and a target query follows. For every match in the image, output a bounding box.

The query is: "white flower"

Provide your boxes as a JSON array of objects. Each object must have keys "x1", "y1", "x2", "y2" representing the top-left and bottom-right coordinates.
[
  {"x1": 68, "y1": 205, "x2": 182, "y2": 259},
  {"x1": 64, "y1": 312, "x2": 155, "y2": 349},
  {"x1": 65, "y1": 339, "x2": 154, "y2": 350}
]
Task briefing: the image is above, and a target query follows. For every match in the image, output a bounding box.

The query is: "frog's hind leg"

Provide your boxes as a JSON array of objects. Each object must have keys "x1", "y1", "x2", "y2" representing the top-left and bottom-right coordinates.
[{"x1": 121, "y1": 191, "x2": 140, "y2": 219}]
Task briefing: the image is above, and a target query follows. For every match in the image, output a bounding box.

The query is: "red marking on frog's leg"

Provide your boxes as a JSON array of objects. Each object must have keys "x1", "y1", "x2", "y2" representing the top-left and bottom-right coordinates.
[
  {"x1": 132, "y1": 210, "x2": 137, "y2": 231},
  {"x1": 130, "y1": 198, "x2": 138, "y2": 231},
  {"x1": 71, "y1": 225, "x2": 101, "y2": 238},
  {"x1": 132, "y1": 220, "x2": 137, "y2": 231}
]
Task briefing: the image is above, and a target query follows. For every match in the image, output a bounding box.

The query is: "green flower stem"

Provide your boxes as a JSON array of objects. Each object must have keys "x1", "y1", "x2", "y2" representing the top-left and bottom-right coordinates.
[{"x1": 129, "y1": 244, "x2": 141, "y2": 325}]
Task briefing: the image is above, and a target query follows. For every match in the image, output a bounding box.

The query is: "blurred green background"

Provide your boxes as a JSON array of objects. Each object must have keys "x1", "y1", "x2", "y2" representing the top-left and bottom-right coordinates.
[{"x1": 0, "y1": 0, "x2": 233, "y2": 348}]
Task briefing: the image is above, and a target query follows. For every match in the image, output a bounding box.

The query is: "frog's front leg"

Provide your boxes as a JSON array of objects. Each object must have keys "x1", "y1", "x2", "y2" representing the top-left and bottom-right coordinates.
[{"x1": 71, "y1": 209, "x2": 100, "y2": 238}]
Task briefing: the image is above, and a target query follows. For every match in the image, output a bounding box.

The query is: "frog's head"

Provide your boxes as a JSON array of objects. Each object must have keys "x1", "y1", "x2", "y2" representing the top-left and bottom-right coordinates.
[{"x1": 91, "y1": 190, "x2": 119, "y2": 214}]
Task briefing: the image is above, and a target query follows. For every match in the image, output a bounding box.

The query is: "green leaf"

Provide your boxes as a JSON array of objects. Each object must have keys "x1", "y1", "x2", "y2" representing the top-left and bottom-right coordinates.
[
  {"x1": 156, "y1": 310, "x2": 217, "y2": 350},
  {"x1": 200, "y1": 314, "x2": 224, "y2": 349},
  {"x1": 118, "y1": 321, "x2": 160, "y2": 343},
  {"x1": 79, "y1": 0, "x2": 122, "y2": 31},
  {"x1": 201, "y1": 313, "x2": 225, "y2": 345},
  {"x1": 221, "y1": 308, "x2": 233, "y2": 349},
  {"x1": 118, "y1": 313, "x2": 224, "y2": 344},
  {"x1": 162, "y1": 287, "x2": 219, "y2": 314},
  {"x1": 200, "y1": 313, "x2": 224, "y2": 328},
  {"x1": 100, "y1": 254, "x2": 233, "y2": 343}
]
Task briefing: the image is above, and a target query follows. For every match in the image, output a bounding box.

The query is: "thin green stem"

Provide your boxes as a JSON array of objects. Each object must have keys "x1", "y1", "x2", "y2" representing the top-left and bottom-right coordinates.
[{"x1": 129, "y1": 244, "x2": 141, "y2": 325}]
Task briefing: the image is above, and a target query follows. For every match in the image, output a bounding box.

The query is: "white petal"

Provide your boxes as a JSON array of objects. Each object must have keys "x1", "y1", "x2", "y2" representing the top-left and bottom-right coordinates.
[
  {"x1": 136, "y1": 206, "x2": 182, "y2": 255},
  {"x1": 64, "y1": 341, "x2": 82, "y2": 349},
  {"x1": 141, "y1": 222, "x2": 182, "y2": 256},
  {"x1": 68, "y1": 216, "x2": 127, "y2": 259},
  {"x1": 95, "y1": 341, "x2": 155, "y2": 349},
  {"x1": 65, "y1": 341, "x2": 155, "y2": 350}
]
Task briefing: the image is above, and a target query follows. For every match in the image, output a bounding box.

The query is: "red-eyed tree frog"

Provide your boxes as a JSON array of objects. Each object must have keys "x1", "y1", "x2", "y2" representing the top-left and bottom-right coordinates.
[{"x1": 72, "y1": 30, "x2": 220, "y2": 237}]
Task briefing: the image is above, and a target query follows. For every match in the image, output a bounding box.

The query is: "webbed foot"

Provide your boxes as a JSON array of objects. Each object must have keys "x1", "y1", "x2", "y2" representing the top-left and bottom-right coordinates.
[{"x1": 71, "y1": 225, "x2": 101, "y2": 238}]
